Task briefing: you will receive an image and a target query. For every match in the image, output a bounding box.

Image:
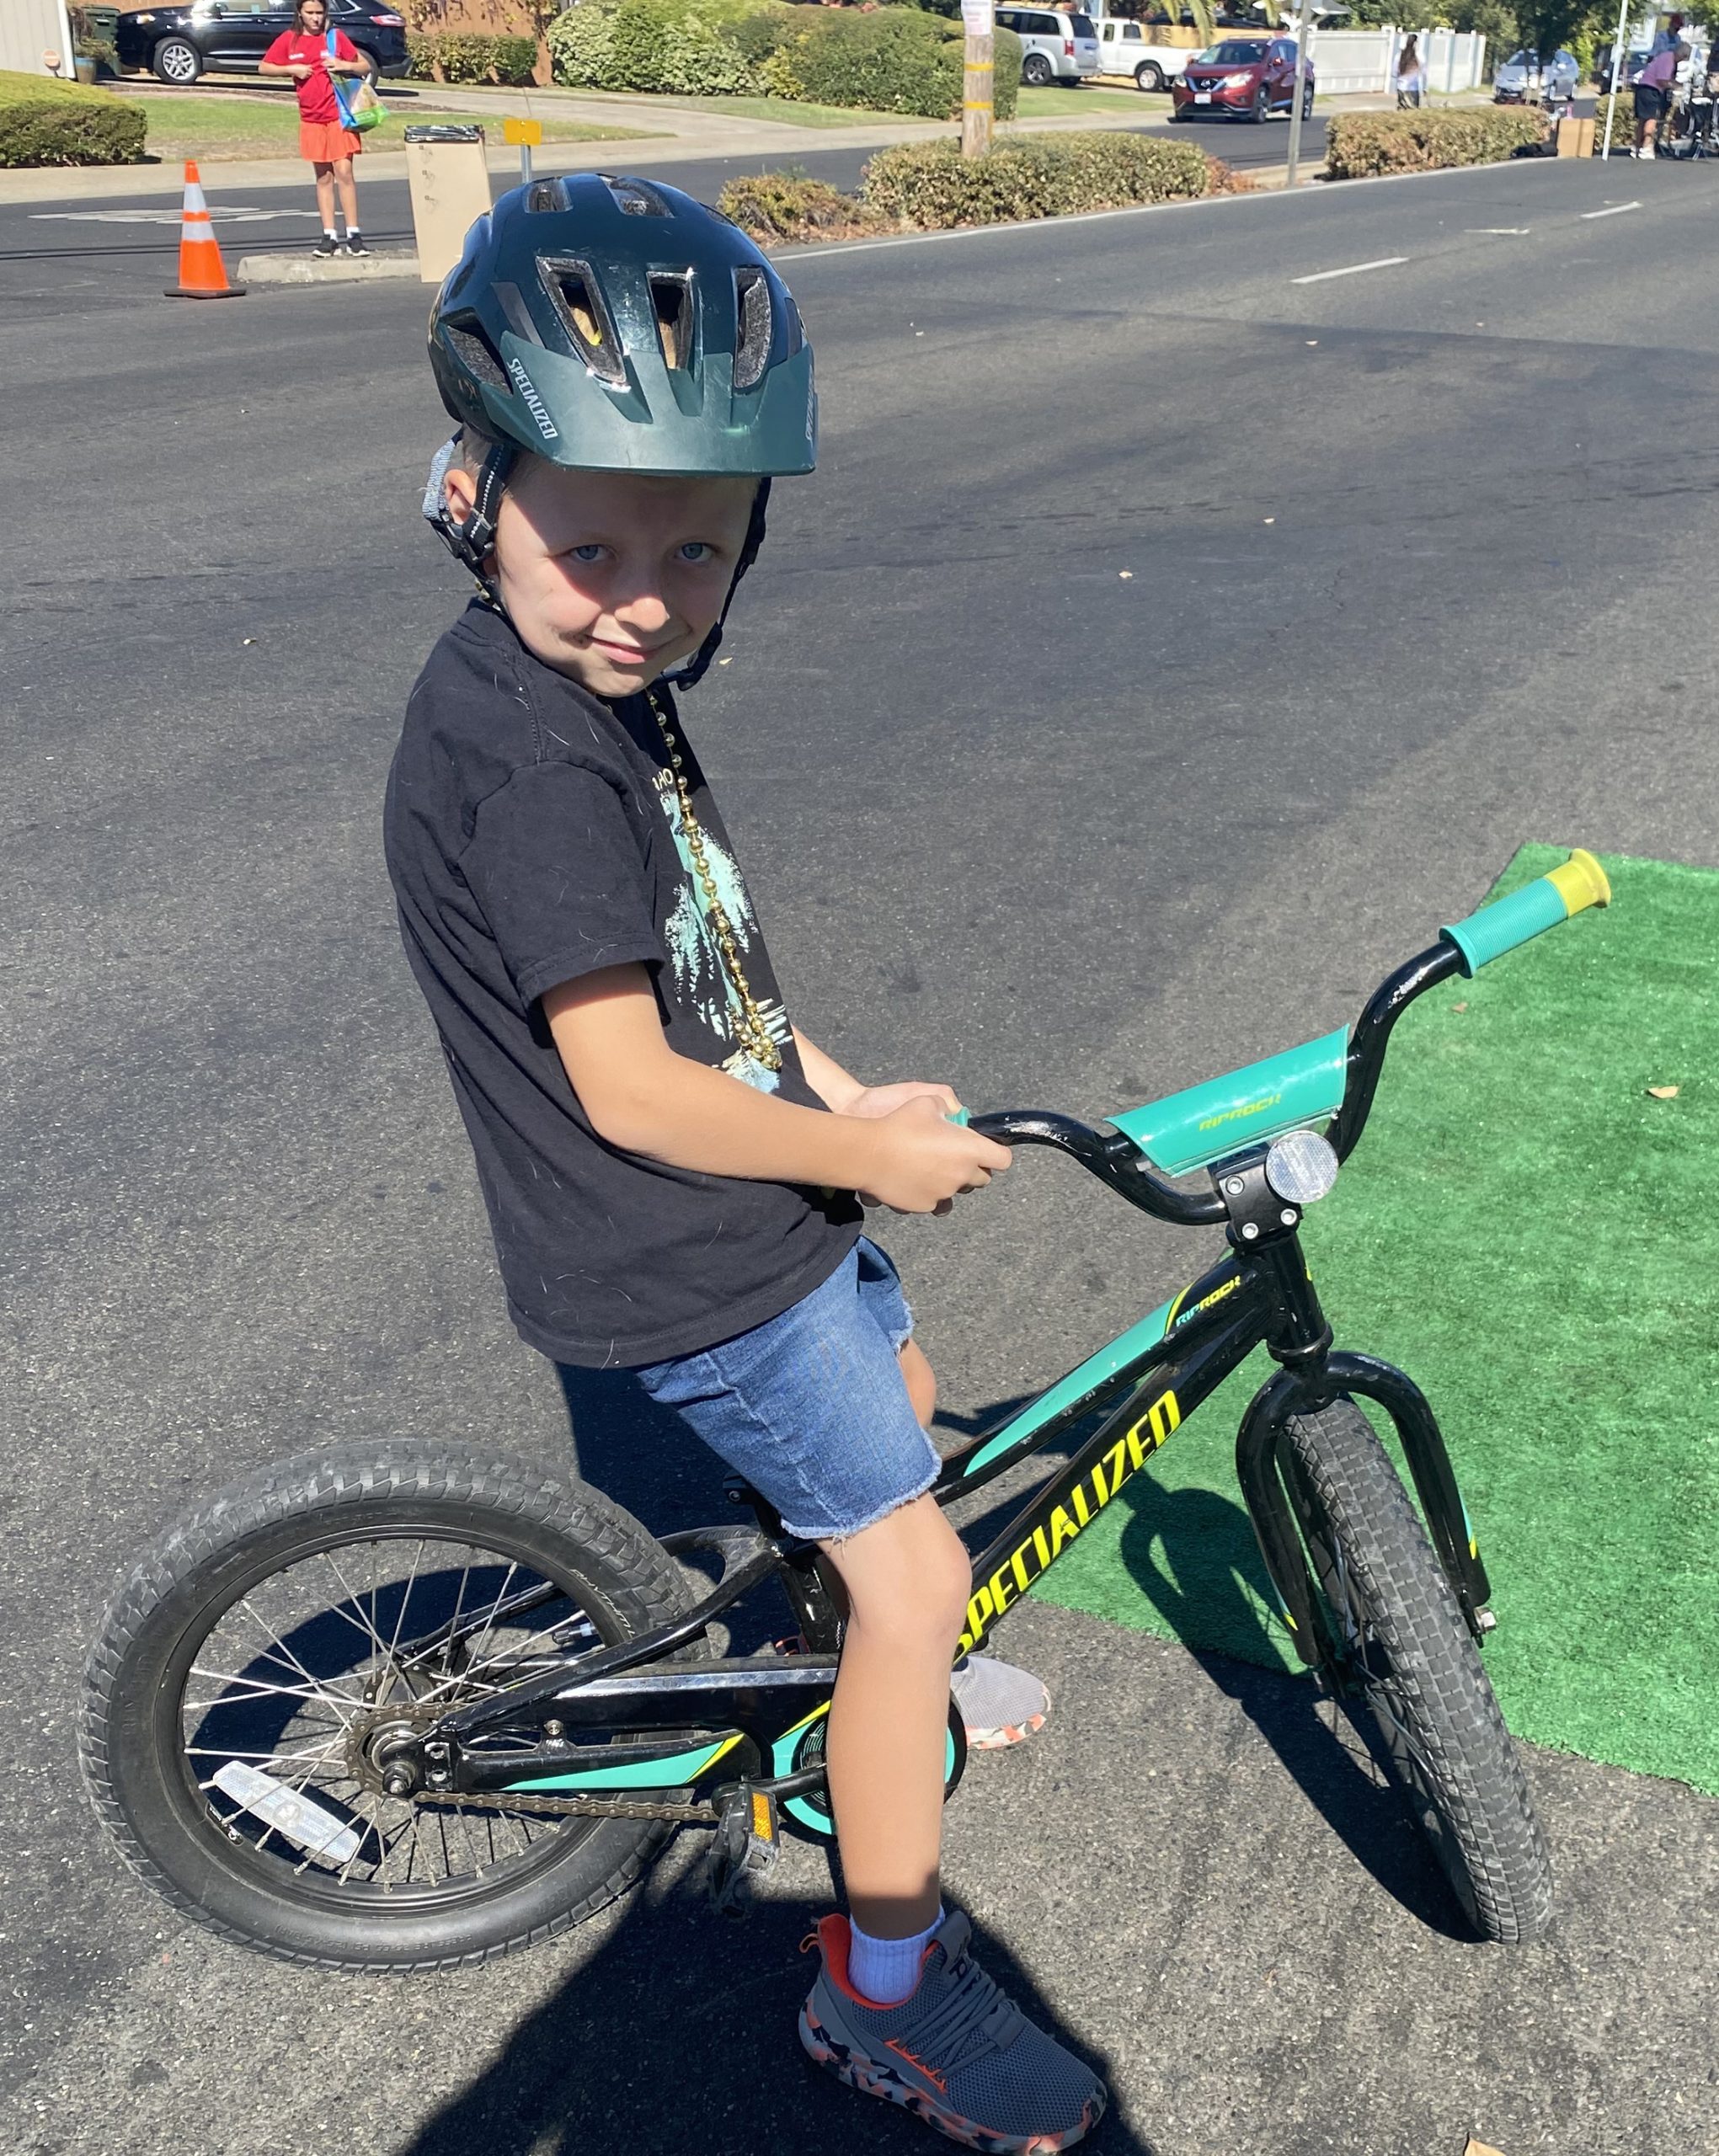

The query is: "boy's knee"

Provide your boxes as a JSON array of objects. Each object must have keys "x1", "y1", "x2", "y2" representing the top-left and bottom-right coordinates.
[
  {"x1": 857, "y1": 1576, "x2": 968, "y2": 1658},
  {"x1": 832, "y1": 1502, "x2": 970, "y2": 1650}
]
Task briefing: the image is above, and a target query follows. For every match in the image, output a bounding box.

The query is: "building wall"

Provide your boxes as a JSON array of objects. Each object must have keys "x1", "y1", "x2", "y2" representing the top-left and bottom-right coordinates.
[{"x1": 0, "y1": 0, "x2": 79, "y2": 77}]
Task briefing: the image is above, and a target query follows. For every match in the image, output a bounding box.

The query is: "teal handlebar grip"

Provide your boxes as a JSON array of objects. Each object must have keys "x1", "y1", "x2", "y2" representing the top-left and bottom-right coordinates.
[
  {"x1": 1440, "y1": 848, "x2": 1611, "y2": 978},
  {"x1": 946, "y1": 1107, "x2": 970, "y2": 1127}
]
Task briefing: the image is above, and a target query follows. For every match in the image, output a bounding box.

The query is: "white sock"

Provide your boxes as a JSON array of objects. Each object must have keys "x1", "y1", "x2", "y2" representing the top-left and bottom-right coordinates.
[
  {"x1": 849, "y1": 1908, "x2": 943, "y2": 2006},
  {"x1": 323, "y1": 227, "x2": 338, "y2": 238}
]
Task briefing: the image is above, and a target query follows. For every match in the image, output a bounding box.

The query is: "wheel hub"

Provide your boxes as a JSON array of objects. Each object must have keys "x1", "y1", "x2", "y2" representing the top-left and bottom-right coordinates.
[{"x1": 348, "y1": 1711, "x2": 436, "y2": 1798}]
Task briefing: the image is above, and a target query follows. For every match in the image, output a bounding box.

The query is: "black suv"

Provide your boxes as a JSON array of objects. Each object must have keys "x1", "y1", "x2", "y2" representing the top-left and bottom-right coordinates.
[{"x1": 116, "y1": 0, "x2": 408, "y2": 84}]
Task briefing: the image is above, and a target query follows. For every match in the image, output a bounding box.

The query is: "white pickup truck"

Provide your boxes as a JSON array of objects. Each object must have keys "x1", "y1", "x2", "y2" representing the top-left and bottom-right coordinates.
[{"x1": 1093, "y1": 16, "x2": 1193, "y2": 88}]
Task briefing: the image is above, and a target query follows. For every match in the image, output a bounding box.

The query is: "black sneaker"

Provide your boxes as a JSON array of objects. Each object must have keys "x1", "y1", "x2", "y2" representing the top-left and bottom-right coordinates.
[
  {"x1": 344, "y1": 233, "x2": 369, "y2": 257},
  {"x1": 314, "y1": 234, "x2": 338, "y2": 257}
]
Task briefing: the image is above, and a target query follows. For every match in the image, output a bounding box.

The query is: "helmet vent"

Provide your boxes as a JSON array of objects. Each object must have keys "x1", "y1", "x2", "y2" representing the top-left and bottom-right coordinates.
[
  {"x1": 733, "y1": 267, "x2": 772, "y2": 392},
  {"x1": 538, "y1": 256, "x2": 627, "y2": 387},
  {"x1": 525, "y1": 179, "x2": 565, "y2": 213},
  {"x1": 604, "y1": 175, "x2": 670, "y2": 217},
  {"x1": 649, "y1": 272, "x2": 694, "y2": 371},
  {"x1": 443, "y1": 312, "x2": 510, "y2": 392}
]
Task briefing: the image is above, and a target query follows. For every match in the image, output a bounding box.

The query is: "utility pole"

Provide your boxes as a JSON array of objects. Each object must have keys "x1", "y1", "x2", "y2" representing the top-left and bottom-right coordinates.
[
  {"x1": 962, "y1": 0, "x2": 994, "y2": 157},
  {"x1": 1284, "y1": 0, "x2": 1313, "y2": 187},
  {"x1": 1599, "y1": 0, "x2": 1631, "y2": 156}
]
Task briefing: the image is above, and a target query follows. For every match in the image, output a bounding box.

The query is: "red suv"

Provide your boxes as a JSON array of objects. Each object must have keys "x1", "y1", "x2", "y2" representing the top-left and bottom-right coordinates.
[{"x1": 1171, "y1": 35, "x2": 1314, "y2": 120}]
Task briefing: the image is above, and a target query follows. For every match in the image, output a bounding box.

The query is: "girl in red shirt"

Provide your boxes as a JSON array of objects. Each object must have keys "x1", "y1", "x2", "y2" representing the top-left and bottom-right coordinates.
[{"x1": 259, "y1": 0, "x2": 369, "y2": 255}]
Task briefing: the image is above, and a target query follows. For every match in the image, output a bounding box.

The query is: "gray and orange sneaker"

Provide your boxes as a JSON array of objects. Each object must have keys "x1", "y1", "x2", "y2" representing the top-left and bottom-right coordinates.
[
  {"x1": 950, "y1": 1653, "x2": 1050, "y2": 1752},
  {"x1": 799, "y1": 1910, "x2": 1106, "y2": 2152}
]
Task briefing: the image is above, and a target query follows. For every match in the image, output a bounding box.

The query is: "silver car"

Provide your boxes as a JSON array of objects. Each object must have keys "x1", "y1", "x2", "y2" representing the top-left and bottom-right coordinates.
[
  {"x1": 1493, "y1": 47, "x2": 1579, "y2": 103},
  {"x1": 996, "y1": 6, "x2": 1101, "y2": 85}
]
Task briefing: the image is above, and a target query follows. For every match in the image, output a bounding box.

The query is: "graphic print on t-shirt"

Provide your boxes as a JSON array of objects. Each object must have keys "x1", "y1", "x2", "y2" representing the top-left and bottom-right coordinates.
[{"x1": 653, "y1": 766, "x2": 791, "y2": 1091}]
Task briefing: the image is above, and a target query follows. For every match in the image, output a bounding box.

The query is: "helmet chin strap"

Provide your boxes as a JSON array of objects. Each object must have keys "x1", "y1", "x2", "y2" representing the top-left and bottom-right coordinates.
[
  {"x1": 662, "y1": 479, "x2": 771, "y2": 692},
  {"x1": 429, "y1": 435, "x2": 519, "y2": 596}
]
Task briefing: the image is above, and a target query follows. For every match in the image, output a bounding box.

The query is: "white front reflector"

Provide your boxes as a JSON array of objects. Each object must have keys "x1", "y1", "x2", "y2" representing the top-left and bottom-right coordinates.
[{"x1": 1265, "y1": 1129, "x2": 1339, "y2": 1205}]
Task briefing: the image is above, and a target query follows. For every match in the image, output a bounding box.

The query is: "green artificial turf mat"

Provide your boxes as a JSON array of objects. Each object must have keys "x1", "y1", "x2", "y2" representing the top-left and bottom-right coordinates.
[{"x1": 1033, "y1": 846, "x2": 1719, "y2": 1794}]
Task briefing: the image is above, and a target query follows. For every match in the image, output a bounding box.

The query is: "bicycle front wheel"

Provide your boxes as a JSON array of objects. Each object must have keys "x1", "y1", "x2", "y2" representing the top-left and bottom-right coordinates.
[
  {"x1": 1283, "y1": 1401, "x2": 1554, "y2": 1943},
  {"x1": 81, "y1": 1444, "x2": 698, "y2": 1972}
]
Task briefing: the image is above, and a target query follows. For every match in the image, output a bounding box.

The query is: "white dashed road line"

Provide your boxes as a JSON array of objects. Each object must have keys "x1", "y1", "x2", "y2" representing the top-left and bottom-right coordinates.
[
  {"x1": 1290, "y1": 256, "x2": 1408, "y2": 285},
  {"x1": 29, "y1": 207, "x2": 318, "y2": 225},
  {"x1": 1580, "y1": 200, "x2": 1642, "y2": 219}
]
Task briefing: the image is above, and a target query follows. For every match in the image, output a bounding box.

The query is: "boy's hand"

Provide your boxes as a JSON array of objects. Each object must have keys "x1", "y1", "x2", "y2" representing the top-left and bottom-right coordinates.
[
  {"x1": 846, "y1": 1081, "x2": 961, "y2": 1122},
  {"x1": 857, "y1": 1096, "x2": 1010, "y2": 1215}
]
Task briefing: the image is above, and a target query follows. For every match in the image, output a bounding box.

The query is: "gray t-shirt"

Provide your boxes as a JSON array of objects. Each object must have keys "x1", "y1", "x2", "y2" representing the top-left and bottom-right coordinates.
[{"x1": 384, "y1": 600, "x2": 860, "y2": 1368}]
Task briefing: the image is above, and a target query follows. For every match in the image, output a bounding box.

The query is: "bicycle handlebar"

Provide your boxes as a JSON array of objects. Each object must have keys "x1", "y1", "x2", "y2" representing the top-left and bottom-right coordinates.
[
  {"x1": 964, "y1": 1108, "x2": 1228, "y2": 1225},
  {"x1": 959, "y1": 850, "x2": 1611, "y2": 1222},
  {"x1": 1439, "y1": 849, "x2": 1610, "y2": 978}
]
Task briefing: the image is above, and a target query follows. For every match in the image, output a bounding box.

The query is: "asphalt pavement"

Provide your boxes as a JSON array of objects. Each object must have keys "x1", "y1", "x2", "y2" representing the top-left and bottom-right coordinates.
[{"x1": 6, "y1": 154, "x2": 1719, "y2": 2155}]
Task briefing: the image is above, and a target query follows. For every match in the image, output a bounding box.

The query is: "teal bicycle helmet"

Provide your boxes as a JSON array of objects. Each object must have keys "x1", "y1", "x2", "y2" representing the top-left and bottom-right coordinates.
[{"x1": 427, "y1": 173, "x2": 816, "y2": 683}]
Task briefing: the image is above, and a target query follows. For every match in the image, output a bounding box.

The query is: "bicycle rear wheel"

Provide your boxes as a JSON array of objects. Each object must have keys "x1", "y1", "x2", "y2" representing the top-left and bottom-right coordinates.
[
  {"x1": 1282, "y1": 1401, "x2": 1553, "y2": 1943},
  {"x1": 81, "y1": 1444, "x2": 698, "y2": 1972}
]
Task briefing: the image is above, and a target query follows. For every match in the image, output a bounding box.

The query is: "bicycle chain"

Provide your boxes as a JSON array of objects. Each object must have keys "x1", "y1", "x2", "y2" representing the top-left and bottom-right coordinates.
[{"x1": 412, "y1": 1786, "x2": 718, "y2": 1826}]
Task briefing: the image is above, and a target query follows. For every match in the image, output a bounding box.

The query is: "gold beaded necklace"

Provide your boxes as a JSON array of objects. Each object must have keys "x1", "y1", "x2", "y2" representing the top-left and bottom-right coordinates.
[{"x1": 647, "y1": 690, "x2": 783, "y2": 1074}]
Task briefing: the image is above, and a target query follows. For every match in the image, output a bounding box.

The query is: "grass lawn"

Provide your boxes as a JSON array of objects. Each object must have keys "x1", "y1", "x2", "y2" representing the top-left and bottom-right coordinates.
[
  {"x1": 1033, "y1": 845, "x2": 1719, "y2": 1796},
  {"x1": 119, "y1": 90, "x2": 657, "y2": 160},
  {"x1": 1017, "y1": 83, "x2": 1169, "y2": 115}
]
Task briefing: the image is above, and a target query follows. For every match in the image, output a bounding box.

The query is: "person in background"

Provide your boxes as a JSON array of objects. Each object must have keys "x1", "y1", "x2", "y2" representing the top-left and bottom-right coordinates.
[
  {"x1": 1631, "y1": 37, "x2": 1684, "y2": 155},
  {"x1": 259, "y1": 0, "x2": 370, "y2": 257},
  {"x1": 1395, "y1": 32, "x2": 1425, "y2": 106}
]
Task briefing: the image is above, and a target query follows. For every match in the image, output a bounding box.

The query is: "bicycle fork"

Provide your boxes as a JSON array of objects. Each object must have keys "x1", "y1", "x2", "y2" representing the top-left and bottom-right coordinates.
[{"x1": 1220, "y1": 1161, "x2": 1495, "y2": 1673}]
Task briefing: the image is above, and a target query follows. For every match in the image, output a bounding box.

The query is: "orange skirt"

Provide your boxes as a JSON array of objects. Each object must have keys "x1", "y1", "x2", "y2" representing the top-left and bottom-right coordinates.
[{"x1": 300, "y1": 119, "x2": 362, "y2": 163}]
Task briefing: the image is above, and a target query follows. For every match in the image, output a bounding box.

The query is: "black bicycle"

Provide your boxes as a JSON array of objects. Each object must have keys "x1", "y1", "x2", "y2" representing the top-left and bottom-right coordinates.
[{"x1": 80, "y1": 852, "x2": 1612, "y2": 1970}]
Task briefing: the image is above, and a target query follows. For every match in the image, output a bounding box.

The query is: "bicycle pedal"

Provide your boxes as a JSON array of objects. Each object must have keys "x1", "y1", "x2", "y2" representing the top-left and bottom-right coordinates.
[{"x1": 705, "y1": 1784, "x2": 781, "y2": 1919}]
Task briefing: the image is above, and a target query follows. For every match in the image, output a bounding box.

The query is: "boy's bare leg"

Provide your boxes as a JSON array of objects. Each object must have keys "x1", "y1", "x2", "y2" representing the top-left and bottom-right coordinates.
[
  {"x1": 819, "y1": 1491, "x2": 970, "y2": 1939},
  {"x1": 894, "y1": 1337, "x2": 1051, "y2": 1751}
]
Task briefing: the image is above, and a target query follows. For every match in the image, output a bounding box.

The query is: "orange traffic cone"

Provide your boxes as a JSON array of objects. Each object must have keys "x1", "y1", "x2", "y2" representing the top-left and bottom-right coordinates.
[{"x1": 164, "y1": 162, "x2": 245, "y2": 301}]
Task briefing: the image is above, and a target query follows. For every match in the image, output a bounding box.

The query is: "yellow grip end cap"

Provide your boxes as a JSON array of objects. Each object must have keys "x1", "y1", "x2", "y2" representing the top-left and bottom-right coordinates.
[{"x1": 1547, "y1": 848, "x2": 1611, "y2": 916}]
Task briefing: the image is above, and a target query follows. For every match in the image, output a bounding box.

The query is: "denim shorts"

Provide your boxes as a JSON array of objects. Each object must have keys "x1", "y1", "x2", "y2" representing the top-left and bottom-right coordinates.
[{"x1": 633, "y1": 1237, "x2": 939, "y2": 1542}]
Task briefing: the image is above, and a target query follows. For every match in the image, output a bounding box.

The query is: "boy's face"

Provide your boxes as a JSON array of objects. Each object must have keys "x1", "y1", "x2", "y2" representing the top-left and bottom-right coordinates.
[{"x1": 445, "y1": 457, "x2": 758, "y2": 700}]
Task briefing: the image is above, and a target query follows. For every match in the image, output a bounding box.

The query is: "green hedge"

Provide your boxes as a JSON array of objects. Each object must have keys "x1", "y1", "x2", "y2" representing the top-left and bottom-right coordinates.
[
  {"x1": 1323, "y1": 105, "x2": 1547, "y2": 177},
  {"x1": 862, "y1": 131, "x2": 1211, "y2": 226},
  {"x1": 0, "y1": 68, "x2": 144, "y2": 166},
  {"x1": 547, "y1": 0, "x2": 766, "y2": 95},
  {"x1": 762, "y1": 6, "x2": 1020, "y2": 120},
  {"x1": 405, "y1": 30, "x2": 537, "y2": 84},
  {"x1": 1593, "y1": 90, "x2": 1636, "y2": 147},
  {"x1": 547, "y1": 0, "x2": 1017, "y2": 116},
  {"x1": 717, "y1": 168, "x2": 889, "y2": 241}
]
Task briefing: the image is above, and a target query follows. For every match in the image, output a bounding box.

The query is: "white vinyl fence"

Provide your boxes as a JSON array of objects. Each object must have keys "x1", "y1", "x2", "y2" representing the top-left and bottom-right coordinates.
[
  {"x1": 1305, "y1": 26, "x2": 1488, "y2": 93},
  {"x1": 0, "y1": 0, "x2": 78, "y2": 77}
]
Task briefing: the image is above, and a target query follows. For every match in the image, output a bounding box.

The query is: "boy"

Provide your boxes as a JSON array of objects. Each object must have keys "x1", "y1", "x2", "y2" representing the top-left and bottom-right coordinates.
[{"x1": 386, "y1": 174, "x2": 1106, "y2": 2150}]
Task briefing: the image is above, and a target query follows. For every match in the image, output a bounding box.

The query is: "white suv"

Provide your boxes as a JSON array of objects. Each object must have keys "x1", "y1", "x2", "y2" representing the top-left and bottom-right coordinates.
[{"x1": 996, "y1": 8, "x2": 1101, "y2": 85}]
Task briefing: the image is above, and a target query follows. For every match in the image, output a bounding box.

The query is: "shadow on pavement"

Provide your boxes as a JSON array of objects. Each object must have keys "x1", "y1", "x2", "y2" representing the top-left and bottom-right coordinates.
[
  {"x1": 397, "y1": 1825, "x2": 1150, "y2": 2155},
  {"x1": 1114, "y1": 1473, "x2": 1471, "y2": 1942}
]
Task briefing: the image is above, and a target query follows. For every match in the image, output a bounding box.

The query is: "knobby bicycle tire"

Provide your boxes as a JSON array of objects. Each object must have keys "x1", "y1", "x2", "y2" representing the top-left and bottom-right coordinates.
[
  {"x1": 80, "y1": 1443, "x2": 701, "y2": 1972},
  {"x1": 1283, "y1": 1401, "x2": 1554, "y2": 1943}
]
